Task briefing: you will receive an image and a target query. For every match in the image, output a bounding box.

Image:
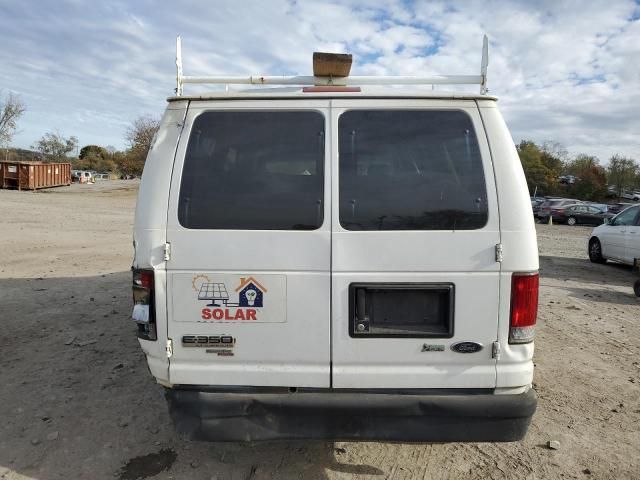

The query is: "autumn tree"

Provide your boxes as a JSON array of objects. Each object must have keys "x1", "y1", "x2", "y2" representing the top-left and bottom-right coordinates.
[
  {"x1": 564, "y1": 154, "x2": 607, "y2": 200},
  {"x1": 564, "y1": 154, "x2": 599, "y2": 176},
  {"x1": 607, "y1": 155, "x2": 638, "y2": 198},
  {"x1": 31, "y1": 132, "x2": 78, "y2": 162},
  {"x1": 0, "y1": 91, "x2": 26, "y2": 151},
  {"x1": 117, "y1": 115, "x2": 161, "y2": 175}
]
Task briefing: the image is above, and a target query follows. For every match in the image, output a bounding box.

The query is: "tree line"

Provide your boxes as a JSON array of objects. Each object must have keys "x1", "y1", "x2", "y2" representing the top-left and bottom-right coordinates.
[
  {"x1": 2, "y1": 90, "x2": 638, "y2": 192},
  {"x1": 1, "y1": 91, "x2": 159, "y2": 176},
  {"x1": 517, "y1": 140, "x2": 638, "y2": 201},
  {"x1": 73, "y1": 116, "x2": 160, "y2": 176}
]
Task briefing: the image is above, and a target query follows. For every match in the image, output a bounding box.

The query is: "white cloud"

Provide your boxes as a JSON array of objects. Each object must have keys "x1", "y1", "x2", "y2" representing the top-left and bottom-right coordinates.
[{"x1": 0, "y1": 0, "x2": 638, "y2": 162}]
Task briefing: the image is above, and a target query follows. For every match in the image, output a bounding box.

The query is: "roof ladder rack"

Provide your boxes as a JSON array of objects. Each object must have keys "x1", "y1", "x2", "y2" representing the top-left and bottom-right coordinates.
[{"x1": 175, "y1": 35, "x2": 489, "y2": 96}]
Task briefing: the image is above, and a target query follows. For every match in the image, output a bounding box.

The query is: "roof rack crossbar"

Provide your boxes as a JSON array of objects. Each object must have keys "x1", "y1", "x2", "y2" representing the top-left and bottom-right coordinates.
[{"x1": 175, "y1": 35, "x2": 489, "y2": 95}]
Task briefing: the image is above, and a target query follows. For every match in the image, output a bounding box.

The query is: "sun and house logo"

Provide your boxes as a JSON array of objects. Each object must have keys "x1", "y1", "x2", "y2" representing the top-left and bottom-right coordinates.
[{"x1": 191, "y1": 275, "x2": 267, "y2": 321}]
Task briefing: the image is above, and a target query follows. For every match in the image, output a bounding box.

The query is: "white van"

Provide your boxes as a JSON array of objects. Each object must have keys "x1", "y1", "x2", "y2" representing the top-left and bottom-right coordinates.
[{"x1": 132, "y1": 38, "x2": 539, "y2": 442}]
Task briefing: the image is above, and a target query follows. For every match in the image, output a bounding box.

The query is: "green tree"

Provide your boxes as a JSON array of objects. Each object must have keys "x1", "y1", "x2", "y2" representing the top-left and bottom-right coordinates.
[
  {"x1": 607, "y1": 154, "x2": 638, "y2": 198},
  {"x1": 32, "y1": 131, "x2": 78, "y2": 162},
  {"x1": 517, "y1": 140, "x2": 562, "y2": 195},
  {"x1": 76, "y1": 144, "x2": 116, "y2": 171},
  {"x1": 79, "y1": 145, "x2": 108, "y2": 160}
]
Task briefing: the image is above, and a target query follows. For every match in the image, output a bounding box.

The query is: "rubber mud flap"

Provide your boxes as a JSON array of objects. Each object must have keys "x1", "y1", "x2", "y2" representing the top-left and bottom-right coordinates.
[{"x1": 165, "y1": 388, "x2": 537, "y2": 442}]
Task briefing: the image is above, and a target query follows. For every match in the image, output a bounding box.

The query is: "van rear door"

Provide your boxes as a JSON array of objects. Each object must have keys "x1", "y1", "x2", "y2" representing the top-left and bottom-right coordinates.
[
  {"x1": 330, "y1": 100, "x2": 501, "y2": 388},
  {"x1": 165, "y1": 102, "x2": 331, "y2": 387}
]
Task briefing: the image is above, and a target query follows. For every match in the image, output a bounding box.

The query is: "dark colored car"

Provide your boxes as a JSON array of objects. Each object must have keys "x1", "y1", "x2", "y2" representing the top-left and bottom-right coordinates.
[
  {"x1": 530, "y1": 197, "x2": 545, "y2": 209},
  {"x1": 606, "y1": 202, "x2": 634, "y2": 215},
  {"x1": 535, "y1": 198, "x2": 583, "y2": 220},
  {"x1": 541, "y1": 204, "x2": 612, "y2": 226}
]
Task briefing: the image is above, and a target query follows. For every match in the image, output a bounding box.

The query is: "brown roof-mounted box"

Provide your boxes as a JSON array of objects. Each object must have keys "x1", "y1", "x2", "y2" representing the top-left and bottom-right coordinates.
[{"x1": 313, "y1": 52, "x2": 353, "y2": 78}]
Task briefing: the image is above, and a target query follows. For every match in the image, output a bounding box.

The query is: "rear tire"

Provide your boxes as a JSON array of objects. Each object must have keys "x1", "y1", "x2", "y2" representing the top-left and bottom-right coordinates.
[
  {"x1": 589, "y1": 238, "x2": 606, "y2": 264},
  {"x1": 567, "y1": 216, "x2": 577, "y2": 226}
]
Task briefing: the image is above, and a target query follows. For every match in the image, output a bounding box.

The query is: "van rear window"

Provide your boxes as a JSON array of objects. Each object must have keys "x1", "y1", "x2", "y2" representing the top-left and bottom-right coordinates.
[
  {"x1": 178, "y1": 111, "x2": 325, "y2": 230},
  {"x1": 338, "y1": 110, "x2": 488, "y2": 231}
]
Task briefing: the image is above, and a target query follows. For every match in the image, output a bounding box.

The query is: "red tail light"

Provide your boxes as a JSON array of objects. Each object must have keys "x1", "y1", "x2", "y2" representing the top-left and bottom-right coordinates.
[
  {"x1": 132, "y1": 268, "x2": 157, "y2": 340},
  {"x1": 135, "y1": 270, "x2": 153, "y2": 289},
  {"x1": 509, "y1": 273, "x2": 539, "y2": 344}
]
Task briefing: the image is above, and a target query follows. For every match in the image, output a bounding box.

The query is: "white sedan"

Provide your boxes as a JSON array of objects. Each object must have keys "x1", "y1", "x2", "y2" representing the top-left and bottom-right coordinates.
[{"x1": 589, "y1": 205, "x2": 640, "y2": 265}]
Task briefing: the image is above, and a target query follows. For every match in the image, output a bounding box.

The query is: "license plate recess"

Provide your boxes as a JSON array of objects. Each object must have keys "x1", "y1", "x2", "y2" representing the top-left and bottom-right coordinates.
[{"x1": 349, "y1": 283, "x2": 454, "y2": 338}]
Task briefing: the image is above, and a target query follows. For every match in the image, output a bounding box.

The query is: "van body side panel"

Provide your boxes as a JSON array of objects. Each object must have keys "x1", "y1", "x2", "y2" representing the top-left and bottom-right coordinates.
[
  {"x1": 165, "y1": 101, "x2": 332, "y2": 388},
  {"x1": 478, "y1": 104, "x2": 538, "y2": 388},
  {"x1": 330, "y1": 100, "x2": 501, "y2": 389},
  {"x1": 134, "y1": 104, "x2": 189, "y2": 382}
]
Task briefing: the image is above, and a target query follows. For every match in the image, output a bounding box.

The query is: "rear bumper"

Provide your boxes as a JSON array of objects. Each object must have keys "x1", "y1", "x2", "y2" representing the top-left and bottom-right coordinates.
[{"x1": 165, "y1": 387, "x2": 537, "y2": 442}]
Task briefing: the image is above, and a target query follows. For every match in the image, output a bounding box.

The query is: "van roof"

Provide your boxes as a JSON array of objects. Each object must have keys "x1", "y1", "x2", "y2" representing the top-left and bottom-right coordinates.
[{"x1": 167, "y1": 87, "x2": 498, "y2": 102}]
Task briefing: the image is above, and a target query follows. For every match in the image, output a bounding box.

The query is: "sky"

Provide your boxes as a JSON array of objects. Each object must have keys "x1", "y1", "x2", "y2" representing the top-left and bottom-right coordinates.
[{"x1": 1, "y1": 0, "x2": 639, "y2": 162}]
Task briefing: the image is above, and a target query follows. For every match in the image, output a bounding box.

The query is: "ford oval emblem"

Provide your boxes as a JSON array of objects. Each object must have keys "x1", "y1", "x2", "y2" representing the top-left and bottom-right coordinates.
[{"x1": 451, "y1": 342, "x2": 483, "y2": 354}]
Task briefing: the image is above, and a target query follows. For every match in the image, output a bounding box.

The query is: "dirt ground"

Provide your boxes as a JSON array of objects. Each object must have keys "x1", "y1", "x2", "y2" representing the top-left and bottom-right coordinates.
[{"x1": 0, "y1": 181, "x2": 639, "y2": 480}]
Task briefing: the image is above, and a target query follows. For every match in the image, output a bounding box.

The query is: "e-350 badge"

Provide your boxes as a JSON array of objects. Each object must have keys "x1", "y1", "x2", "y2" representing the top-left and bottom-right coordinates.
[{"x1": 182, "y1": 335, "x2": 236, "y2": 356}]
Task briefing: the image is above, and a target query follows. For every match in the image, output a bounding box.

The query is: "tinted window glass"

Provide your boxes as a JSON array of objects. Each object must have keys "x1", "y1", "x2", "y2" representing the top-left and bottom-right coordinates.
[
  {"x1": 178, "y1": 111, "x2": 325, "y2": 230},
  {"x1": 613, "y1": 206, "x2": 640, "y2": 226},
  {"x1": 338, "y1": 110, "x2": 488, "y2": 230}
]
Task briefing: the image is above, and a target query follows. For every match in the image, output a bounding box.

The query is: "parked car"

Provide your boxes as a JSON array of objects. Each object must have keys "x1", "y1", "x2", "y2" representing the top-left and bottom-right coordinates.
[
  {"x1": 587, "y1": 203, "x2": 608, "y2": 213},
  {"x1": 71, "y1": 170, "x2": 93, "y2": 183},
  {"x1": 620, "y1": 191, "x2": 639, "y2": 200},
  {"x1": 606, "y1": 202, "x2": 634, "y2": 215},
  {"x1": 589, "y1": 205, "x2": 640, "y2": 265},
  {"x1": 542, "y1": 204, "x2": 612, "y2": 226},
  {"x1": 535, "y1": 198, "x2": 583, "y2": 220},
  {"x1": 532, "y1": 196, "x2": 559, "y2": 217},
  {"x1": 558, "y1": 175, "x2": 577, "y2": 185},
  {"x1": 530, "y1": 197, "x2": 545, "y2": 209}
]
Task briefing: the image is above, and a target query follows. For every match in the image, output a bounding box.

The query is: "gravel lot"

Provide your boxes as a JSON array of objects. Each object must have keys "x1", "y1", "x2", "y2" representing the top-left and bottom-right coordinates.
[{"x1": 1, "y1": 182, "x2": 639, "y2": 480}]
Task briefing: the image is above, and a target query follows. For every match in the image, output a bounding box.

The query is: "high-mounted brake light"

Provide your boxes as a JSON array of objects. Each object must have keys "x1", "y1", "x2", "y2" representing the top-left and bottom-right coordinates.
[
  {"x1": 132, "y1": 268, "x2": 157, "y2": 341},
  {"x1": 302, "y1": 86, "x2": 361, "y2": 93},
  {"x1": 509, "y1": 273, "x2": 539, "y2": 344}
]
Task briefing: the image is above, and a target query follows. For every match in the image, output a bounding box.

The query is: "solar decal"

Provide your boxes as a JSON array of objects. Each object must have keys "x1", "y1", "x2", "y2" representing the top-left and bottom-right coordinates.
[{"x1": 198, "y1": 282, "x2": 230, "y2": 305}]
